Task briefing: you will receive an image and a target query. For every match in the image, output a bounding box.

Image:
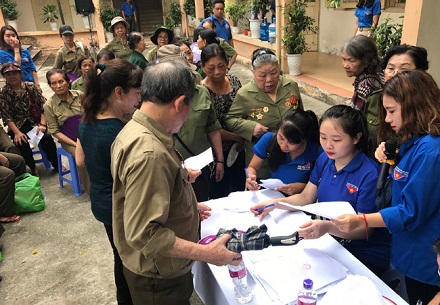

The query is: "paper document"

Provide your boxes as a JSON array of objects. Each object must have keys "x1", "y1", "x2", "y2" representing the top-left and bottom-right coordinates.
[
  {"x1": 224, "y1": 189, "x2": 284, "y2": 212},
  {"x1": 278, "y1": 201, "x2": 356, "y2": 219},
  {"x1": 27, "y1": 126, "x2": 44, "y2": 145},
  {"x1": 259, "y1": 178, "x2": 285, "y2": 190},
  {"x1": 184, "y1": 147, "x2": 213, "y2": 170},
  {"x1": 244, "y1": 247, "x2": 349, "y2": 304}
]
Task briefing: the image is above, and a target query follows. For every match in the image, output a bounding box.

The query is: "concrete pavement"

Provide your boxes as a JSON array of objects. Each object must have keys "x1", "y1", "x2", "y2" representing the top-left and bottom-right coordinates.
[{"x1": 0, "y1": 50, "x2": 331, "y2": 305}]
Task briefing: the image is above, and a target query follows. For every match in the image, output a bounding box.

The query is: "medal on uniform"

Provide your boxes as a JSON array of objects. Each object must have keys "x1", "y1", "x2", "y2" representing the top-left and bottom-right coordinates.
[
  {"x1": 290, "y1": 94, "x2": 298, "y2": 109},
  {"x1": 263, "y1": 106, "x2": 269, "y2": 113},
  {"x1": 256, "y1": 112, "x2": 263, "y2": 120}
]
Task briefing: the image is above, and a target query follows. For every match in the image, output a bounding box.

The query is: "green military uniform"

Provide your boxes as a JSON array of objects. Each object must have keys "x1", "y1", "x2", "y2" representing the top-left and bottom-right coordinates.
[
  {"x1": 44, "y1": 90, "x2": 83, "y2": 135},
  {"x1": 111, "y1": 110, "x2": 199, "y2": 279},
  {"x1": 364, "y1": 89, "x2": 382, "y2": 158},
  {"x1": 53, "y1": 42, "x2": 90, "y2": 78},
  {"x1": 192, "y1": 70, "x2": 203, "y2": 85},
  {"x1": 225, "y1": 75, "x2": 303, "y2": 178},
  {"x1": 146, "y1": 46, "x2": 158, "y2": 63},
  {"x1": 71, "y1": 76, "x2": 84, "y2": 92},
  {"x1": 128, "y1": 50, "x2": 148, "y2": 70},
  {"x1": 175, "y1": 85, "x2": 221, "y2": 160},
  {"x1": 219, "y1": 38, "x2": 236, "y2": 58},
  {"x1": 103, "y1": 36, "x2": 131, "y2": 60}
]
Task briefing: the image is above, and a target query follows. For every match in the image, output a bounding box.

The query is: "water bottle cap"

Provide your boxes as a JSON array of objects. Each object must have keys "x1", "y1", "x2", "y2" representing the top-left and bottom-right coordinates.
[{"x1": 303, "y1": 279, "x2": 313, "y2": 289}]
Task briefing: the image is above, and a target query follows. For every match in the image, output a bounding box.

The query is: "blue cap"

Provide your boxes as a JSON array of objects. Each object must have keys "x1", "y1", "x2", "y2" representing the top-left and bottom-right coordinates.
[{"x1": 303, "y1": 279, "x2": 313, "y2": 289}]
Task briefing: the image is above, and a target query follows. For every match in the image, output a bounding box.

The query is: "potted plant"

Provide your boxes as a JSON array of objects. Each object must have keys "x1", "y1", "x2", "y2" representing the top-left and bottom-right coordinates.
[
  {"x1": 165, "y1": 2, "x2": 182, "y2": 38},
  {"x1": 282, "y1": 0, "x2": 318, "y2": 76},
  {"x1": 249, "y1": 0, "x2": 271, "y2": 38},
  {"x1": 371, "y1": 16, "x2": 403, "y2": 60},
  {"x1": 0, "y1": 0, "x2": 20, "y2": 29},
  {"x1": 42, "y1": 4, "x2": 59, "y2": 31},
  {"x1": 183, "y1": 0, "x2": 195, "y2": 25},
  {"x1": 225, "y1": 0, "x2": 248, "y2": 34},
  {"x1": 99, "y1": 0, "x2": 119, "y2": 41}
]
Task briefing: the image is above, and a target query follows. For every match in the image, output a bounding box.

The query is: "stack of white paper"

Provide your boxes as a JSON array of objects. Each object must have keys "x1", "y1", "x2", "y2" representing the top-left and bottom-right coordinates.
[
  {"x1": 223, "y1": 189, "x2": 284, "y2": 212},
  {"x1": 244, "y1": 246, "x2": 350, "y2": 304}
]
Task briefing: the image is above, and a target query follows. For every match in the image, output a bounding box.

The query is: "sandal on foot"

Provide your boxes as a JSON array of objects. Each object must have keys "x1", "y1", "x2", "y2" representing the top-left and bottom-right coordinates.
[{"x1": 0, "y1": 215, "x2": 20, "y2": 223}]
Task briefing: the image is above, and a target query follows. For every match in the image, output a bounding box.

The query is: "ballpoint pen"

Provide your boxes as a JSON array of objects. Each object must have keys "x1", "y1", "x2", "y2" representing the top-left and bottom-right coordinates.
[
  {"x1": 244, "y1": 168, "x2": 259, "y2": 187},
  {"x1": 257, "y1": 203, "x2": 275, "y2": 212}
]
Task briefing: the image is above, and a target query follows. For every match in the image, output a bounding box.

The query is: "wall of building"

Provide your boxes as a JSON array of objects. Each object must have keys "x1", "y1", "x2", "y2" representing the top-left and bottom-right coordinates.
[
  {"x1": 12, "y1": 0, "x2": 96, "y2": 33},
  {"x1": 416, "y1": 0, "x2": 440, "y2": 82},
  {"x1": 318, "y1": 2, "x2": 403, "y2": 55}
]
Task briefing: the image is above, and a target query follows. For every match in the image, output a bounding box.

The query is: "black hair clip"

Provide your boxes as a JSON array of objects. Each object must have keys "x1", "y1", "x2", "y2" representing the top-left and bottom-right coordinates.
[{"x1": 251, "y1": 48, "x2": 276, "y2": 66}]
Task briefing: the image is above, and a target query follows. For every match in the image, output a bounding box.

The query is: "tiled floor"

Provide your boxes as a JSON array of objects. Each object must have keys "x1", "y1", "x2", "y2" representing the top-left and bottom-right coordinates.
[{"x1": 295, "y1": 51, "x2": 353, "y2": 99}]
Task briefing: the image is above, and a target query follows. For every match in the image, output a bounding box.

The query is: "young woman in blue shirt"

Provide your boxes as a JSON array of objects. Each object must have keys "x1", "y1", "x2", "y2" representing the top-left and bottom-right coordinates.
[
  {"x1": 251, "y1": 105, "x2": 390, "y2": 277},
  {"x1": 246, "y1": 109, "x2": 321, "y2": 195},
  {"x1": 334, "y1": 70, "x2": 440, "y2": 305}
]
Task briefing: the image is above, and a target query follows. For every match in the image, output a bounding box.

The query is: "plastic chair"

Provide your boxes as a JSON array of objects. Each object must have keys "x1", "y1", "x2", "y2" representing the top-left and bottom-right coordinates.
[
  {"x1": 380, "y1": 264, "x2": 408, "y2": 302},
  {"x1": 57, "y1": 145, "x2": 82, "y2": 196},
  {"x1": 33, "y1": 142, "x2": 52, "y2": 170}
]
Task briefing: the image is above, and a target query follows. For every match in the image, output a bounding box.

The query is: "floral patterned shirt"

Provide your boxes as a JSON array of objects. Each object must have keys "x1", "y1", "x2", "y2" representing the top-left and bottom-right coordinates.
[
  {"x1": 0, "y1": 82, "x2": 46, "y2": 129},
  {"x1": 204, "y1": 73, "x2": 242, "y2": 150},
  {"x1": 350, "y1": 72, "x2": 383, "y2": 111}
]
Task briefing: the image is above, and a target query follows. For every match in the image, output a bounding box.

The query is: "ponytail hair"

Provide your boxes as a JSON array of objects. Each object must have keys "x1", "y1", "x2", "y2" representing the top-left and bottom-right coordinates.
[
  {"x1": 268, "y1": 109, "x2": 319, "y2": 172},
  {"x1": 81, "y1": 59, "x2": 143, "y2": 123}
]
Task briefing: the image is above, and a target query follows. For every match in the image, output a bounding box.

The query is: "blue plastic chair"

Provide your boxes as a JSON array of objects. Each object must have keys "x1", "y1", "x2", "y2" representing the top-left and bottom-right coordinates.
[
  {"x1": 57, "y1": 145, "x2": 82, "y2": 196},
  {"x1": 33, "y1": 143, "x2": 52, "y2": 170}
]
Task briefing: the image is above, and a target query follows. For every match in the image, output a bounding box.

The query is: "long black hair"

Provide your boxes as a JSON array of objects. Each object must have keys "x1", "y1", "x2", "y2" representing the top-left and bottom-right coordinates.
[
  {"x1": 268, "y1": 109, "x2": 319, "y2": 172},
  {"x1": 81, "y1": 59, "x2": 143, "y2": 123}
]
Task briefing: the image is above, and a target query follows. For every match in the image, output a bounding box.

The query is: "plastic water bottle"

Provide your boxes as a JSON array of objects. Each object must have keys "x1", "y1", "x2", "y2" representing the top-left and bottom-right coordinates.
[
  {"x1": 269, "y1": 18, "x2": 276, "y2": 44},
  {"x1": 228, "y1": 261, "x2": 253, "y2": 303},
  {"x1": 297, "y1": 279, "x2": 318, "y2": 305},
  {"x1": 260, "y1": 17, "x2": 269, "y2": 41}
]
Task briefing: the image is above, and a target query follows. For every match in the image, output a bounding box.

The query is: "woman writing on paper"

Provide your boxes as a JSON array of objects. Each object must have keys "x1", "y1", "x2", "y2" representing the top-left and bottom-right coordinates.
[
  {"x1": 333, "y1": 71, "x2": 440, "y2": 305},
  {"x1": 250, "y1": 105, "x2": 390, "y2": 277},
  {"x1": 246, "y1": 109, "x2": 322, "y2": 195}
]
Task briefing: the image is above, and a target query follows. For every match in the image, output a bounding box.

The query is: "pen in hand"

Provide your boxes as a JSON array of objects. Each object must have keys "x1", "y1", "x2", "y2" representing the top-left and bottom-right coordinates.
[
  {"x1": 257, "y1": 203, "x2": 275, "y2": 213},
  {"x1": 244, "y1": 168, "x2": 259, "y2": 188}
]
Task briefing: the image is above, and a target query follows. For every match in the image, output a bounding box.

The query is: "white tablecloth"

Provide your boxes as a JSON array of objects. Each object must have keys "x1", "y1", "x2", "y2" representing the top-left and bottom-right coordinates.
[{"x1": 192, "y1": 193, "x2": 408, "y2": 305}]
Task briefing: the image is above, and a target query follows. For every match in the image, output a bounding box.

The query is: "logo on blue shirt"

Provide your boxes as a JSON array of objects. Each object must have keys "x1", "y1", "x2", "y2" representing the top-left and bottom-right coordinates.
[{"x1": 346, "y1": 182, "x2": 359, "y2": 194}]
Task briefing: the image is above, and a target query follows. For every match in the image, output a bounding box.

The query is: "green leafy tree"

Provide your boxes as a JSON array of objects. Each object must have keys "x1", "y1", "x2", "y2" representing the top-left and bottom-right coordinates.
[
  {"x1": 0, "y1": 0, "x2": 20, "y2": 20},
  {"x1": 371, "y1": 16, "x2": 404, "y2": 59},
  {"x1": 283, "y1": 0, "x2": 318, "y2": 54}
]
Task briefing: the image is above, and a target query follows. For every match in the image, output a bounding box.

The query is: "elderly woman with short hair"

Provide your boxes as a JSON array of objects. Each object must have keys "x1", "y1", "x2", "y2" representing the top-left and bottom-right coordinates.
[
  {"x1": 128, "y1": 31, "x2": 148, "y2": 70},
  {"x1": 341, "y1": 35, "x2": 383, "y2": 112},
  {"x1": 225, "y1": 48, "x2": 303, "y2": 179}
]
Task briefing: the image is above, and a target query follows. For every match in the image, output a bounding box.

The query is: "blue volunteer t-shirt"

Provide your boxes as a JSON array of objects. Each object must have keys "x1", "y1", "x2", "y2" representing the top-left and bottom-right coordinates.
[
  {"x1": 121, "y1": 1, "x2": 135, "y2": 17},
  {"x1": 309, "y1": 150, "x2": 390, "y2": 274},
  {"x1": 354, "y1": 0, "x2": 381, "y2": 28},
  {"x1": 252, "y1": 132, "x2": 321, "y2": 184},
  {"x1": 380, "y1": 135, "x2": 440, "y2": 285},
  {"x1": 0, "y1": 49, "x2": 36, "y2": 83},
  {"x1": 198, "y1": 15, "x2": 232, "y2": 43}
]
